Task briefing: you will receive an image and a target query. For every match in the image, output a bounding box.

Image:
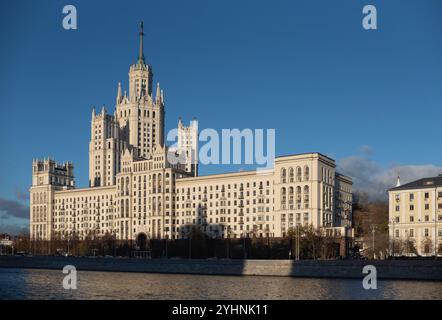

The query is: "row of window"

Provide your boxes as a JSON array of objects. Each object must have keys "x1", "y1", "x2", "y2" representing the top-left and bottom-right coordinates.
[
  {"x1": 394, "y1": 228, "x2": 442, "y2": 238},
  {"x1": 395, "y1": 191, "x2": 442, "y2": 202},
  {"x1": 280, "y1": 166, "x2": 309, "y2": 183},
  {"x1": 393, "y1": 214, "x2": 442, "y2": 223},
  {"x1": 395, "y1": 203, "x2": 442, "y2": 211}
]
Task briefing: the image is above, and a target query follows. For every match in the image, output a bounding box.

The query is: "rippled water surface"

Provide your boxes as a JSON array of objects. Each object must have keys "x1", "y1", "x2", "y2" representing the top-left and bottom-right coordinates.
[{"x1": 0, "y1": 268, "x2": 441, "y2": 300}]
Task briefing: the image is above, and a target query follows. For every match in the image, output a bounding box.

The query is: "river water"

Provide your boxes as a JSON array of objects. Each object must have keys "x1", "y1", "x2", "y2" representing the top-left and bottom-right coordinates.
[{"x1": 0, "y1": 268, "x2": 440, "y2": 300}]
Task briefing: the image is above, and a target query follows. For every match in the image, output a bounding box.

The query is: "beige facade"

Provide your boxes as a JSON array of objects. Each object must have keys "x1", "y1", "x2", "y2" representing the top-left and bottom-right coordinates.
[
  {"x1": 388, "y1": 176, "x2": 442, "y2": 256},
  {"x1": 30, "y1": 25, "x2": 353, "y2": 243}
]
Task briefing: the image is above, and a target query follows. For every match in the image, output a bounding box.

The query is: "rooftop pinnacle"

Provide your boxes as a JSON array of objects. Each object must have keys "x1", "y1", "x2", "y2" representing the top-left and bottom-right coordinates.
[{"x1": 138, "y1": 21, "x2": 145, "y2": 64}]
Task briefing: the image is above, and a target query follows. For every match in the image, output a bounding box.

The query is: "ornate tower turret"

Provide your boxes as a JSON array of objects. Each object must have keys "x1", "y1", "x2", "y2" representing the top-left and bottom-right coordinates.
[
  {"x1": 129, "y1": 22, "x2": 153, "y2": 100},
  {"x1": 116, "y1": 81, "x2": 122, "y2": 105}
]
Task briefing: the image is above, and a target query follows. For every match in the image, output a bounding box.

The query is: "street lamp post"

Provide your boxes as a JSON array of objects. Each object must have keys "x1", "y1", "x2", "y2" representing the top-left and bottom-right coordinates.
[
  {"x1": 295, "y1": 224, "x2": 300, "y2": 261},
  {"x1": 113, "y1": 230, "x2": 117, "y2": 257},
  {"x1": 67, "y1": 232, "x2": 70, "y2": 256},
  {"x1": 242, "y1": 231, "x2": 247, "y2": 260},
  {"x1": 390, "y1": 218, "x2": 395, "y2": 257},
  {"x1": 371, "y1": 224, "x2": 376, "y2": 260}
]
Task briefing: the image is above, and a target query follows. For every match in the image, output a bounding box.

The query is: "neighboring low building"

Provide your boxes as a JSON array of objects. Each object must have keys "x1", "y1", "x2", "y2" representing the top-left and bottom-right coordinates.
[
  {"x1": 0, "y1": 234, "x2": 13, "y2": 255},
  {"x1": 388, "y1": 175, "x2": 442, "y2": 256}
]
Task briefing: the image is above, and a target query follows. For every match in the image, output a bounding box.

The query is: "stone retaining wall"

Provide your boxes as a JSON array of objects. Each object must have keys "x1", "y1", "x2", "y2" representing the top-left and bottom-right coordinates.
[{"x1": 0, "y1": 256, "x2": 441, "y2": 280}]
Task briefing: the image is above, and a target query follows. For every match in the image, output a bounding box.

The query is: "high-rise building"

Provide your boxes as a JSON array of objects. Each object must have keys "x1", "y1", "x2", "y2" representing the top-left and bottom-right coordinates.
[{"x1": 29, "y1": 24, "x2": 353, "y2": 244}]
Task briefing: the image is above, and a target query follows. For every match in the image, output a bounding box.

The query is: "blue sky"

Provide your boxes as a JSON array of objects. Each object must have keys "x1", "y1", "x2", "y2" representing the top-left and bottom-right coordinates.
[{"x1": 1, "y1": 0, "x2": 441, "y2": 233}]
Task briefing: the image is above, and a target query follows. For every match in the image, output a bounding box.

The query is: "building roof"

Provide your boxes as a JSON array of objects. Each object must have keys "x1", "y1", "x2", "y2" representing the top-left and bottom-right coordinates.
[
  {"x1": 389, "y1": 174, "x2": 442, "y2": 192},
  {"x1": 276, "y1": 152, "x2": 335, "y2": 163}
]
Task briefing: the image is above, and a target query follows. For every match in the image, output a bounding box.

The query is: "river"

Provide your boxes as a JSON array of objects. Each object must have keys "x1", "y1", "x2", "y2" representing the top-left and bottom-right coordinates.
[{"x1": 0, "y1": 268, "x2": 440, "y2": 299}]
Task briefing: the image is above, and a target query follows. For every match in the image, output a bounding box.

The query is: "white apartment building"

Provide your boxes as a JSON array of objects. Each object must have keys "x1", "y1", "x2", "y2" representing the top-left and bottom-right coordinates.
[
  {"x1": 29, "y1": 24, "x2": 353, "y2": 244},
  {"x1": 388, "y1": 175, "x2": 442, "y2": 256}
]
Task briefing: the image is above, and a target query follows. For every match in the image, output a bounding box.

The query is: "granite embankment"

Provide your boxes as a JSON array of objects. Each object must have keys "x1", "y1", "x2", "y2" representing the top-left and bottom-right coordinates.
[{"x1": 0, "y1": 256, "x2": 441, "y2": 280}]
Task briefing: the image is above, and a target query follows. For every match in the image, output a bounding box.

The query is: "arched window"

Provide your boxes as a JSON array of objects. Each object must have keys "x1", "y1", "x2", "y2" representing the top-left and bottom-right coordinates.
[
  {"x1": 120, "y1": 200, "x2": 124, "y2": 218},
  {"x1": 323, "y1": 186, "x2": 328, "y2": 207},
  {"x1": 125, "y1": 199, "x2": 129, "y2": 218},
  {"x1": 157, "y1": 173, "x2": 162, "y2": 192},
  {"x1": 281, "y1": 168, "x2": 287, "y2": 183},
  {"x1": 158, "y1": 197, "x2": 162, "y2": 214},
  {"x1": 303, "y1": 186, "x2": 309, "y2": 209},
  {"x1": 289, "y1": 167, "x2": 294, "y2": 182},
  {"x1": 281, "y1": 187, "x2": 287, "y2": 209},
  {"x1": 152, "y1": 174, "x2": 156, "y2": 193},
  {"x1": 125, "y1": 177, "x2": 130, "y2": 196},
  {"x1": 296, "y1": 167, "x2": 302, "y2": 181},
  {"x1": 288, "y1": 187, "x2": 294, "y2": 209},
  {"x1": 152, "y1": 197, "x2": 156, "y2": 214},
  {"x1": 296, "y1": 186, "x2": 302, "y2": 209},
  {"x1": 329, "y1": 188, "x2": 333, "y2": 209},
  {"x1": 304, "y1": 166, "x2": 310, "y2": 181}
]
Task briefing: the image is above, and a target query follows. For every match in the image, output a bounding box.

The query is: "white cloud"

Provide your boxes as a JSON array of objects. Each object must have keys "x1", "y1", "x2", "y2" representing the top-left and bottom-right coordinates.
[
  {"x1": 0, "y1": 222, "x2": 29, "y2": 236},
  {"x1": 337, "y1": 155, "x2": 442, "y2": 201}
]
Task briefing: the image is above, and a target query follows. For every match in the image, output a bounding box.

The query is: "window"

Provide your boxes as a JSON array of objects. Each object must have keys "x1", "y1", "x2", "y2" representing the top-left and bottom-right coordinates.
[
  {"x1": 395, "y1": 216, "x2": 400, "y2": 223},
  {"x1": 425, "y1": 204, "x2": 430, "y2": 210},
  {"x1": 296, "y1": 167, "x2": 302, "y2": 182},
  {"x1": 280, "y1": 188, "x2": 286, "y2": 209},
  {"x1": 303, "y1": 186, "x2": 309, "y2": 209},
  {"x1": 410, "y1": 216, "x2": 414, "y2": 222},
  {"x1": 296, "y1": 187, "x2": 301, "y2": 209},
  {"x1": 281, "y1": 168, "x2": 287, "y2": 183},
  {"x1": 303, "y1": 212, "x2": 309, "y2": 223},
  {"x1": 425, "y1": 192, "x2": 430, "y2": 199},
  {"x1": 288, "y1": 187, "x2": 294, "y2": 209},
  {"x1": 395, "y1": 230, "x2": 399, "y2": 238},
  {"x1": 304, "y1": 166, "x2": 310, "y2": 181},
  {"x1": 409, "y1": 193, "x2": 414, "y2": 201},
  {"x1": 424, "y1": 228, "x2": 429, "y2": 237},
  {"x1": 425, "y1": 215, "x2": 429, "y2": 222},
  {"x1": 410, "y1": 229, "x2": 414, "y2": 237},
  {"x1": 395, "y1": 205, "x2": 400, "y2": 212},
  {"x1": 409, "y1": 204, "x2": 414, "y2": 211},
  {"x1": 289, "y1": 168, "x2": 294, "y2": 183}
]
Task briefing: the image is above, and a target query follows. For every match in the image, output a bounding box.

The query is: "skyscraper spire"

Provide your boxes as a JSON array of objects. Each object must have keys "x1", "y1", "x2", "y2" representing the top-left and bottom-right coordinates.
[{"x1": 138, "y1": 21, "x2": 145, "y2": 64}]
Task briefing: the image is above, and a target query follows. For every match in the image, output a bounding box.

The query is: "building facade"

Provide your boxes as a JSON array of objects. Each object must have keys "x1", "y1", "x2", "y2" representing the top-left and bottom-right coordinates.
[
  {"x1": 388, "y1": 175, "x2": 442, "y2": 256},
  {"x1": 29, "y1": 24, "x2": 353, "y2": 243}
]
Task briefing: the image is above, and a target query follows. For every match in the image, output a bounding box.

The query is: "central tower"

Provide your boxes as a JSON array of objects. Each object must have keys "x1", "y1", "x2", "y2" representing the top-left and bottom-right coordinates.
[
  {"x1": 90, "y1": 22, "x2": 165, "y2": 187},
  {"x1": 129, "y1": 22, "x2": 153, "y2": 100},
  {"x1": 115, "y1": 22, "x2": 165, "y2": 160}
]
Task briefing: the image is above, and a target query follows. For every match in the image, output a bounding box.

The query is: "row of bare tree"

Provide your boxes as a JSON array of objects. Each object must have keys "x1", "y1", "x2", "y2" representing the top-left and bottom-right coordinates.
[{"x1": 9, "y1": 225, "x2": 348, "y2": 259}]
